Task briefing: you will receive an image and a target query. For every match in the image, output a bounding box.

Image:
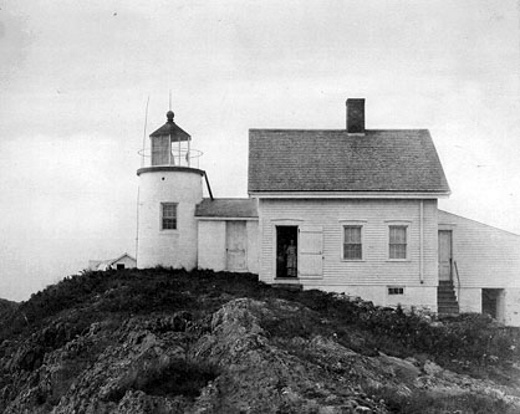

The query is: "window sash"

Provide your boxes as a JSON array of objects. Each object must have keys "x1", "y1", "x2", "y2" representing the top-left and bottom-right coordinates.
[
  {"x1": 343, "y1": 226, "x2": 362, "y2": 260},
  {"x1": 162, "y1": 203, "x2": 177, "y2": 230},
  {"x1": 389, "y1": 226, "x2": 407, "y2": 259}
]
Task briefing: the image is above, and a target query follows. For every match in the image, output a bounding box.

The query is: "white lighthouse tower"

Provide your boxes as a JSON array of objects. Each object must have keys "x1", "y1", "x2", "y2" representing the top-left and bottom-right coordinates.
[{"x1": 136, "y1": 110, "x2": 204, "y2": 269}]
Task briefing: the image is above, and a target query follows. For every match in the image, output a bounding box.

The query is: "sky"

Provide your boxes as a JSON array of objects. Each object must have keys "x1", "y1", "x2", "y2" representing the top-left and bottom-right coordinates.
[{"x1": 1, "y1": 0, "x2": 519, "y2": 301}]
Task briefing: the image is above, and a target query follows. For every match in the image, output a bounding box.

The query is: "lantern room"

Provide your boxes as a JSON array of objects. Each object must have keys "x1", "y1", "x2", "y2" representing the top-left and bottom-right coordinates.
[{"x1": 142, "y1": 110, "x2": 203, "y2": 168}]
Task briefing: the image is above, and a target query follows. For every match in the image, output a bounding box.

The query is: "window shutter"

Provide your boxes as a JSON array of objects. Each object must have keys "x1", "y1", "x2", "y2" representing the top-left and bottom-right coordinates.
[{"x1": 298, "y1": 226, "x2": 323, "y2": 278}]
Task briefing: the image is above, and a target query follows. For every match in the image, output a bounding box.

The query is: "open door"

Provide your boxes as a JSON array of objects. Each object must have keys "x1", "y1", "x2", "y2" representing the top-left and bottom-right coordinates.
[
  {"x1": 298, "y1": 226, "x2": 323, "y2": 278},
  {"x1": 276, "y1": 226, "x2": 298, "y2": 278}
]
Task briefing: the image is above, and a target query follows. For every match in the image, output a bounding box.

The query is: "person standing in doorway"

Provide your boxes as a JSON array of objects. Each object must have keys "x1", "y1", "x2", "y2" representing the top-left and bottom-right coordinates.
[{"x1": 286, "y1": 239, "x2": 297, "y2": 277}]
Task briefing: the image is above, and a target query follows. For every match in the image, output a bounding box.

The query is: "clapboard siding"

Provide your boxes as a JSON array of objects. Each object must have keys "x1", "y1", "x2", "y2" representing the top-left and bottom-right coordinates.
[
  {"x1": 439, "y1": 210, "x2": 520, "y2": 288},
  {"x1": 259, "y1": 199, "x2": 438, "y2": 287},
  {"x1": 246, "y1": 221, "x2": 260, "y2": 274}
]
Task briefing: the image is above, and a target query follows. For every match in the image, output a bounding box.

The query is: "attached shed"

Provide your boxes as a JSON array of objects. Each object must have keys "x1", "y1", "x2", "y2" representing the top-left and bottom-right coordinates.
[
  {"x1": 195, "y1": 198, "x2": 259, "y2": 273},
  {"x1": 438, "y1": 210, "x2": 520, "y2": 325}
]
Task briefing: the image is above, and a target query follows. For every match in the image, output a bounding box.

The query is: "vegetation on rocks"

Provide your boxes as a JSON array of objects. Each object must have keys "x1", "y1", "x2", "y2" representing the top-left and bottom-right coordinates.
[{"x1": 0, "y1": 268, "x2": 519, "y2": 413}]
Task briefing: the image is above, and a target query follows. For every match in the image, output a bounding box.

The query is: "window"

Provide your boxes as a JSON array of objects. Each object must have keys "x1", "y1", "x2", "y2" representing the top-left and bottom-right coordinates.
[
  {"x1": 388, "y1": 287, "x2": 404, "y2": 295},
  {"x1": 343, "y1": 225, "x2": 362, "y2": 260},
  {"x1": 389, "y1": 225, "x2": 407, "y2": 259},
  {"x1": 116, "y1": 264, "x2": 125, "y2": 270},
  {"x1": 162, "y1": 203, "x2": 177, "y2": 230}
]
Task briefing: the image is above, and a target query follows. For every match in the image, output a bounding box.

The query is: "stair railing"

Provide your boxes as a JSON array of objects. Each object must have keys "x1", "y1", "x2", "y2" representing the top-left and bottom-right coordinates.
[{"x1": 453, "y1": 260, "x2": 461, "y2": 303}]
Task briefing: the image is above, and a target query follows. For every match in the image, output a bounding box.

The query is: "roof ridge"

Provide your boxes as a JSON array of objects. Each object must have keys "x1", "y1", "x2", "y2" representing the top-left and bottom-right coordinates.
[{"x1": 249, "y1": 128, "x2": 429, "y2": 132}]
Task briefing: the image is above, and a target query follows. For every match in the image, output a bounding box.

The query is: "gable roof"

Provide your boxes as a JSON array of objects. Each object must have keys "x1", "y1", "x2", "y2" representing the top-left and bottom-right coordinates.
[
  {"x1": 150, "y1": 122, "x2": 191, "y2": 141},
  {"x1": 195, "y1": 198, "x2": 258, "y2": 218},
  {"x1": 248, "y1": 129, "x2": 450, "y2": 195},
  {"x1": 108, "y1": 253, "x2": 136, "y2": 266}
]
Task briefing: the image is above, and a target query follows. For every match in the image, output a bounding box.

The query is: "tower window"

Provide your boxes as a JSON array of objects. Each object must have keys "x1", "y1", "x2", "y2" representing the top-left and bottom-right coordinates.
[{"x1": 162, "y1": 203, "x2": 177, "y2": 230}]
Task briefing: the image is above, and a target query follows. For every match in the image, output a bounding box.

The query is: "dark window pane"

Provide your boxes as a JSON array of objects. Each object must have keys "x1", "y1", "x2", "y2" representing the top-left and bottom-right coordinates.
[
  {"x1": 389, "y1": 226, "x2": 407, "y2": 259},
  {"x1": 162, "y1": 203, "x2": 177, "y2": 230}
]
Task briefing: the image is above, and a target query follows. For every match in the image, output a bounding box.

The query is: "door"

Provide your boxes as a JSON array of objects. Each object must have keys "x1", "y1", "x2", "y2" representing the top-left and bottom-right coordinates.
[
  {"x1": 226, "y1": 221, "x2": 247, "y2": 272},
  {"x1": 438, "y1": 230, "x2": 452, "y2": 282},
  {"x1": 299, "y1": 226, "x2": 323, "y2": 278}
]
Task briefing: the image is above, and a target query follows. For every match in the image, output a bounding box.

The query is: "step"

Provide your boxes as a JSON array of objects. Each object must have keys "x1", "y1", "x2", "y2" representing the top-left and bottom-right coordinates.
[
  {"x1": 438, "y1": 292, "x2": 456, "y2": 297},
  {"x1": 438, "y1": 297, "x2": 458, "y2": 302},
  {"x1": 272, "y1": 283, "x2": 303, "y2": 292},
  {"x1": 438, "y1": 296, "x2": 457, "y2": 302},
  {"x1": 437, "y1": 292, "x2": 457, "y2": 298},
  {"x1": 438, "y1": 303, "x2": 459, "y2": 309},
  {"x1": 437, "y1": 290, "x2": 456, "y2": 296},
  {"x1": 438, "y1": 286, "x2": 456, "y2": 292},
  {"x1": 439, "y1": 280, "x2": 454, "y2": 286},
  {"x1": 439, "y1": 309, "x2": 460, "y2": 316},
  {"x1": 437, "y1": 305, "x2": 459, "y2": 313}
]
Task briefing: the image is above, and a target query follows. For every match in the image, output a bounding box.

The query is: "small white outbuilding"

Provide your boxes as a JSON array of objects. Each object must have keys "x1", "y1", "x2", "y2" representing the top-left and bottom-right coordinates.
[{"x1": 88, "y1": 253, "x2": 137, "y2": 271}]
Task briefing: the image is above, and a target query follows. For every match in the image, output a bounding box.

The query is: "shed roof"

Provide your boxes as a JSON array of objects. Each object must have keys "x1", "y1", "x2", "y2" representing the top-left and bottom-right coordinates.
[
  {"x1": 195, "y1": 198, "x2": 258, "y2": 218},
  {"x1": 248, "y1": 129, "x2": 450, "y2": 194}
]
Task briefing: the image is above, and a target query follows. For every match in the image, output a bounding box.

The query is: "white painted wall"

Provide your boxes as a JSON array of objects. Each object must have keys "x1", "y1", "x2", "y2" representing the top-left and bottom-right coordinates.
[
  {"x1": 438, "y1": 210, "x2": 520, "y2": 288},
  {"x1": 197, "y1": 219, "x2": 260, "y2": 274},
  {"x1": 504, "y1": 289, "x2": 520, "y2": 326},
  {"x1": 137, "y1": 169, "x2": 203, "y2": 270},
  {"x1": 246, "y1": 221, "x2": 259, "y2": 274},
  {"x1": 258, "y1": 198, "x2": 438, "y2": 309},
  {"x1": 112, "y1": 256, "x2": 137, "y2": 269},
  {"x1": 458, "y1": 288, "x2": 481, "y2": 314},
  {"x1": 198, "y1": 220, "x2": 227, "y2": 271},
  {"x1": 317, "y1": 285, "x2": 437, "y2": 311}
]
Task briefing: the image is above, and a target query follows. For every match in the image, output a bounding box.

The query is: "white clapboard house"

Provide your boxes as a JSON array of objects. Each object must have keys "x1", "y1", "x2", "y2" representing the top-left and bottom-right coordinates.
[{"x1": 135, "y1": 100, "x2": 520, "y2": 326}]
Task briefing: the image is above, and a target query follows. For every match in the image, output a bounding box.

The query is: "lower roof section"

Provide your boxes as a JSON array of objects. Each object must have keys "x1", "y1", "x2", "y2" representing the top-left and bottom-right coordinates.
[{"x1": 195, "y1": 198, "x2": 258, "y2": 219}]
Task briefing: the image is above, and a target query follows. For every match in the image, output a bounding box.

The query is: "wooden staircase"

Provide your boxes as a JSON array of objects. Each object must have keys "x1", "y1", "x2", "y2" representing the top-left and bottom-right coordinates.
[{"x1": 437, "y1": 280, "x2": 459, "y2": 315}]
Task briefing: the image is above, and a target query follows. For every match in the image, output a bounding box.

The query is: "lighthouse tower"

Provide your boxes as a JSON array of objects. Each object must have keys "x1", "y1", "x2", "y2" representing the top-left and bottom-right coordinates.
[{"x1": 136, "y1": 110, "x2": 204, "y2": 269}]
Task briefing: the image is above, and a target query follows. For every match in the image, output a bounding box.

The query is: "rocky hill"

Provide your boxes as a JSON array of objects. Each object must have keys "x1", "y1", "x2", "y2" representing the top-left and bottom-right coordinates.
[{"x1": 0, "y1": 268, "x2": 519, "y2": 413}]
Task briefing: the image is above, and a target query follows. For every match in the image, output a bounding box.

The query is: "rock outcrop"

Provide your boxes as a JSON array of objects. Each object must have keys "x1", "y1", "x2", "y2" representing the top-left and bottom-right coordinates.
[
  {"x1": 1, "y1": 297, "x2": 519, "y2": 413},
  {"x1": 1, "y1": 269, "x2": 519, "y2": 413}
]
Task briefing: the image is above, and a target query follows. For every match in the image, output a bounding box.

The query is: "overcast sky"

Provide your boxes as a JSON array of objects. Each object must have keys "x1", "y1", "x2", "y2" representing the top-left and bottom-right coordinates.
[{"x1": 1, "y1": 0, "x2": 519, "y2": 301}]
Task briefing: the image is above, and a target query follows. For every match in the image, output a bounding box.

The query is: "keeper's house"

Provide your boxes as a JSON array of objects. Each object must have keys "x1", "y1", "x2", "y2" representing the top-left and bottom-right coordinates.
[{"x1": 136, "y1": 99, "x2": 520, "y2": 326}]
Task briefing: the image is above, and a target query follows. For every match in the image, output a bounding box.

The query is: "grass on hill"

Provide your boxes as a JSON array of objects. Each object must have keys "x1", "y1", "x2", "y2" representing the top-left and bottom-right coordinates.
[{"x1": 1, "y1": 267, "x2": 519, "y2": 382}]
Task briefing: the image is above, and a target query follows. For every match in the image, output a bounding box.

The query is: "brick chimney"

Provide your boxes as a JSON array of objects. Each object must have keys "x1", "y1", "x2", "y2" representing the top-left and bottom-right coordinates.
[{"x1": 346, "y1": 98, "x2": 365, "y2": 134}]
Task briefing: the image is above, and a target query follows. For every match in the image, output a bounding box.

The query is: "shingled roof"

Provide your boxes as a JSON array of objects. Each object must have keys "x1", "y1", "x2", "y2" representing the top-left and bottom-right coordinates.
[
  {"x1": 195, "y1": 198, "x2": 258, "y2": 218},
  {"x1": 248, "y1": 129, "x2": 450, "y2": 194}
]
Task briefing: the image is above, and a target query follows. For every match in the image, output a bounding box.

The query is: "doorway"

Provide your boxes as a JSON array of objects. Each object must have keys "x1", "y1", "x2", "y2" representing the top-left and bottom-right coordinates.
[
  {"x1": 438, "y1": 230, "x2": 453, "y2": 282},
  {"x1": 276, "y1": 226, "x2": 298, "y2": 278},
  {"x1": 482, "y1": 289, "x2": 505, "y2": 321},
  {"x1": 226, "y1": 221, "x2": 247, "y2": 272}
]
